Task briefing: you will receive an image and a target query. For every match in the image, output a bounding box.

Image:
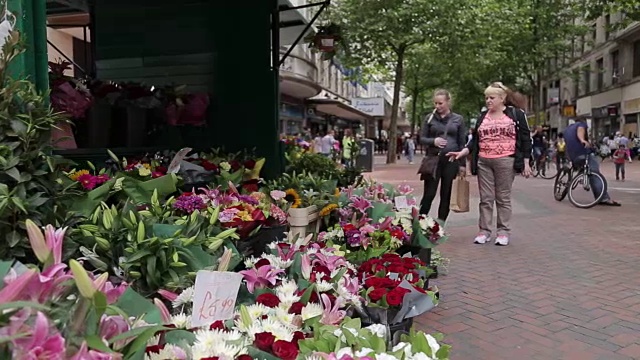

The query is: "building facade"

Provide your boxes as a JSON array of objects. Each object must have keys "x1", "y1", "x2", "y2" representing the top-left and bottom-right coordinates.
[{"x1": 546, "y1": 13, "x2": 640, "y2": 139}]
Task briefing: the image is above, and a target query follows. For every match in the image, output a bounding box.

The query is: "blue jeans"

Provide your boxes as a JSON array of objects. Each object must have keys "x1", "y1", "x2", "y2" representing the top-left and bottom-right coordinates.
[
  {"x1": 586, "y1": 154, "x2": 611, "y2": 202},
  {"x1": 407, "y1": 148, "x2": 415, "y2": 162}
]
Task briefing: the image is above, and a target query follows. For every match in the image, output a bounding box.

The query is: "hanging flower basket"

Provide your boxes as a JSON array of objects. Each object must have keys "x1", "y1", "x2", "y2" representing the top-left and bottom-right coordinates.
[{"x1": 315, "y1": 34, "x2": 337, "y2": 52}]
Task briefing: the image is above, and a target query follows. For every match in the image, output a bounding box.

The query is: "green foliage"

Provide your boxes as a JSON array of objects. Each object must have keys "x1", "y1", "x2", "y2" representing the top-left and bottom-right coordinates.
[
  {"x1": 581, "y1": 0, "x2": 640, "y2": 25},
  {"x1": 284, "y1": 152, "x2": 363, "y2": 188},
  {"x1": 0, "y1": 31, "x2": 72, "y2": 260}
]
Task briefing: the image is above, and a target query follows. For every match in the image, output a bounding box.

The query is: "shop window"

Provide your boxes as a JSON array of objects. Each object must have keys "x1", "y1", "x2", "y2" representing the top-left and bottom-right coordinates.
[
  {"x1": 611, "y1": 50, "x2": 620, "y2": 84},
  {"x1": 634, "y1": 40, "x2": 640, "y2": 77},
  {"x1": 596, "y1": 58, "x2": 604, "y2": 90},
  {"x1": 583, "y1": 67, "x2": 591, "y2": 94}
]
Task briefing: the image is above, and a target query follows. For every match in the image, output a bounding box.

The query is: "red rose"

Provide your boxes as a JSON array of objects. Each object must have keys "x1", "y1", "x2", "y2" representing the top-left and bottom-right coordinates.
[
  {"x1": 386, "y1": 287, "x2": 411, "y2": 307},
  {"x1": 291, "y1": 331, "x2": 306, "y2": 345},
  {"x1": 272, "y1": 340, "x2": 299, "y2": 360},
  {"x1": 244, "y1": 159, "x2": 257, "y2": 169},
  {"x1": 254, "y1": 258, "x2": 271, "y2": 269},
  {"x1": 382, "y1": 253, "x2": 401, "y2": 260},
  {"x1": 256, "y1": 293, "x2": 281, "y2": 308},
  {"x1": 387, "y1": 264, "x2": 407, "y2": 274},
  {"x1": 342, "y1": 223, "x2": 357, "y2": 232},
  {"x1": 145, "y1": 344, "x2": 164, "y2": 353},
  {"x1": 236, "y1": 356, "x2": 253, "y2": 360},
  {"x1": 254, "y1": 332, "x2": 276, "y2": 352},
  {"x1": 364, "y1": 277, "x2": 384, "y2": 289},
  {"x1": 368, "y1": 288, "x2": 387, "y2": 302},
  {"x1": 230, "y1": 160, "x2": 241, "y2": 171},
  {"x1": 201, "y1": 358, "x2": 219, "y2": 360},
  {"x1": 209, "y1": 320, "x2": 225, "y2": 330},
  {"x1": 242, "y1": 182, "x2": 259, "y2": 193},
  {"x1": 155, "y1": 165, "x2": 168, "y2": 174},
  {"x1": 288, "y1": 301, "x2": 304, "y2": 315},
  {"x1": 201, "y1": 160, "x2": 219, "y2": 172}
]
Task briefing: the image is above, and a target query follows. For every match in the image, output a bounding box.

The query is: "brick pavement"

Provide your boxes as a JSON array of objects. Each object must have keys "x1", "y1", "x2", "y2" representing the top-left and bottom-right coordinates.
[{"x1": 370, "y1": 156, "x2": 640, "y2": 360}]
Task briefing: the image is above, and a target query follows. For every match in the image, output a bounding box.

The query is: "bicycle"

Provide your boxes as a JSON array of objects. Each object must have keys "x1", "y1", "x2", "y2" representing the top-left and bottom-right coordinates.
[
  {"x1": 530, "y1": 151, "x2": 558, "y2": 179},
  {"x1": 553, "y1": 151, "x2": 607, "y2": 208}
]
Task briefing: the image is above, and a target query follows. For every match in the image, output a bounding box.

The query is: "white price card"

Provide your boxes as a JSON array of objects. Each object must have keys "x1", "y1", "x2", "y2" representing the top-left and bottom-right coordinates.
[
  {"x1": 191, "y1": 270, "x2": 243, "y2": 327},
  {"x1": 394, "y1": 196, "x2": 409, "y2": 210}
]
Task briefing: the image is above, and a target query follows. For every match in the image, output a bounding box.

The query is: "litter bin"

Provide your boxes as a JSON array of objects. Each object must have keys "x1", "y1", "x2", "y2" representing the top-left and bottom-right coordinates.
[{"x1": 356, "y1": 139, "x2": 374, "y2": 172}]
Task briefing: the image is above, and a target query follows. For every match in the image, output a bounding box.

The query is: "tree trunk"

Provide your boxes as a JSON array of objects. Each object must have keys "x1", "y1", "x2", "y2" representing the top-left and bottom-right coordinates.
[
  {"x1": 387, "y1": 47, "x2": 406, "y2": 164},
  {"x1": 410, "y1": 88, "x2": 419, "y2": 137}
]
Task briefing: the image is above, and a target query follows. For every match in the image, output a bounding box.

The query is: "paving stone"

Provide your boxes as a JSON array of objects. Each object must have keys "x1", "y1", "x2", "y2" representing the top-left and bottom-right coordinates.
[{"x1": 370, "y1": 157, "x2": 640, "y2": 359}]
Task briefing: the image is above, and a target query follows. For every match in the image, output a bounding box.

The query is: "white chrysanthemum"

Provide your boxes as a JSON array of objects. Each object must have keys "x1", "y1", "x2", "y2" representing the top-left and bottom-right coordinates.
[
  {"x1": 408, "y1": 353, "x2": 433, "y2": 360},
  {"x1": 267, "y1": 241, "x2": 279, "y2": 250},
  {"x1": 355, "y1": 347, "x2": 375, "y2": 357},
  {"x1": 306, "y1": 247, "x2": 318, "y2": 254},
  {"x1": 376, "y1": 354, "x2": 401, "y2": 360},
  {"x1": 275, "y1": 280, "x2": 300, "y2": 305},
  {"x1": 193, "y1": 329, "x2": 227, "y2": 349},
  {"x1": 243, "y1": 256, "x2": 258, "y2": 269},
  {"x1": 259, "y1": 318, "x2": 291, "y2": 341},
  {"x1": 273, "y1": 307, "x2": 296, "y2": 328},
  {"x1": 301, "y1": 302, "x2": 323, "y2": 320},
  {"x1": 365, "y1": 324, "x2": 387, "y2": 338},
  {"x1": 223, "y1": 329, "x2": 245, "y2": 342},
  {"x1": 336, "y1": 348, "x2": 354, "y2": 358},
  {"x1": 170, "y1": 313, "x2": 191, "y2": 329},
  {"x1": 173, "y1": 287, "x2": 194, "y2": 308},
  {"x1": 264, "y1": 254, "x2": 293, "y2": 269},
  {"x1": 192, "y1": 342, "x2": 244, "y2": 360},
  {"x1": 246, "y1": 303, "x2": 269, "y2": 320},
  {"x1": 315, "y1": 279, "x2": 334, "y2": 292},
  {"x1": 146, "y1": 335, "x2": 160, "y2": 346},
  {"x1": 233, "y1": 318, "x2": 262, "y2": 335},
  {"x1": 144, "y1": 344, "x2": 187, "y2": 360}
]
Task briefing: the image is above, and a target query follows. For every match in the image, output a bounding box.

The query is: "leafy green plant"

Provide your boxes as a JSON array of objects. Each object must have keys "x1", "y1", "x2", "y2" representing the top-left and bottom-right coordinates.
[
  {"x1": 0, "y1": 31, "x2": 72, "y2": 260},
  {"x1": 69, "y1": 191, "x2": 241, "y2": 296}
]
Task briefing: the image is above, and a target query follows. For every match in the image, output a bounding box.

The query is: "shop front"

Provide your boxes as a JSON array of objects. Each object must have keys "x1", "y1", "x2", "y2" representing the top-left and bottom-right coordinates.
[
  {"x1": 591, "y1": 104, "x2": 621, "y2": 139},
  {"x1": 280, "y1": 96, "x2": 306, "y2": 136},
  {"x1": 622, "y1": 97, "x2": 640, "y2": 138},
  {"x1": 306, "y1": 97, "x2": 372, "y2": 137}
]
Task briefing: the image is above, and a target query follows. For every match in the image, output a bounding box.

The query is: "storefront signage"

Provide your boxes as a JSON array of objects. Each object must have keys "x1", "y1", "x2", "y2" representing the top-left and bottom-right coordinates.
[
  {"x1": 352, "y1": 97, "x2": 384, "y2": 116},
  {"x1": 591, "y1": 105, "x2": 618, "y2": 119},
  {"x1": 624, "y1": 98, "x2": 640, "y2": 114},
  {"x1": 547, "y1": 88, "x2": 560, "y2": 104},
  {"x1": 280, "y1": 103, "x2": 304, "y2": 119},
  {"x1": 562, "y1": 105, "x2": 576, "y2": 117}
]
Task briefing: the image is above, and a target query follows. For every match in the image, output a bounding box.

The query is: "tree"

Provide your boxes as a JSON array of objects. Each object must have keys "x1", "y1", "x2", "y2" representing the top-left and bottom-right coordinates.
[
  {"x1": 329, "y1": 0, "x2": 465, "y2": 163},
  {"x1": 581, "y1": 0, "x2": 640, "y2": 24}
]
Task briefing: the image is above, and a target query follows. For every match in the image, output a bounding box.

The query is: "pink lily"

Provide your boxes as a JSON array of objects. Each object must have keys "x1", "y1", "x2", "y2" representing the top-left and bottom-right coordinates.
[
  {"x1": 339, "y1": 275, "x2": 359, "y2": 295},
  {"x1": 312, "y1": 253, "x2": 348, "y2": 272},
  {"x1": 154, "y1": 298, "x2": 172, "y2": 323},
  {"x1": 319, "y1": 293, "x2": 345, "y2": 325},
  {"x1": 0, "y1": 269, "x2": 38, "y2": 303},
  {"x1": 44, "y1": 224, "x2": 66, "y2": 265},
  {"x1": 25, "y1": 220, "x2": 66, "y2": 267},
  {"x1": 71, "y1": 341, "x2": 121, "y2": 360},
  {"x1": 349, "y1": 196, "x2": 372, "y2": 213},
  {"x1": 99, "y1": 315, "x2": 131, "y2": 350},
  {"x1": 100, "y1": 281, "x2": 128, "y2": 304},
  {"x1": 301, "y1": 254, "x2": 313, "y2": 280},
  {"x1": 239, "y1": 265, "x2": 284, "y2": 293},
  {"x1": 158, "y1": 289, "x2": 179, "y2": 302},
  {"x1": 11, "y1": 311, "x2": 66, "y2": 360}
]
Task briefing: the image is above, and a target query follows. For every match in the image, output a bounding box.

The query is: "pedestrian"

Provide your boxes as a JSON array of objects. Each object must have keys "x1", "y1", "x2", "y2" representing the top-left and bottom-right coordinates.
[
  {"x1": 446, "y1": 82, "x2": 532, "y2": 246},
  {"x1": 417, "y1": 89, "x2": 467, "y2": 224},
  {"x1": 321, "y1": 130, "x2": 337, "y2": 158},
  {"x1": 406, "y1": 136, "x2": 416, "y2": 164},
  {"x1": 342, "y1": 129, "x2": 354, "y2": 167},
  {"x1": 613, "y1": 143, "x2": 632, "y2": 181},
  {"x1": 554, "y1": 133, "x2": 567, "y2": 169},
  {"x1": 312, "y1": 132, "x2": 323, "y2": 154}
]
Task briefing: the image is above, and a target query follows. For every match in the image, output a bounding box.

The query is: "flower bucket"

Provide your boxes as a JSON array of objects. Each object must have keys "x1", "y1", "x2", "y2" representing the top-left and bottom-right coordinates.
[
  {"x1": 86, "y1": 100, "x2": 113, "y2": 148},
  {"x1": 51, "y1": 121, "x2": 77, "y2": 149},
  {"x1": 288, "y1": 205, "x2": 319, "y2": 240},
  {"x1": 362, "y1": 318, "x2": 413, "y2": 348},
  {"x1": 235, "y1": 224, "x2": 287, "y2": 257}
]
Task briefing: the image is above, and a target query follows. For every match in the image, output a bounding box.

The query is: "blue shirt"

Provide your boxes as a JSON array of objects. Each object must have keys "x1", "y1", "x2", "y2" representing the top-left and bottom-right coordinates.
[{"x1": 563, "y1": 122, "x2": 589, "y2": 160}]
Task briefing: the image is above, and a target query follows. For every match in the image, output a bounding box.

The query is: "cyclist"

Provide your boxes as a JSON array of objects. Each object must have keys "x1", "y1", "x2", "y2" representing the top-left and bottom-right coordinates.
[
  {"x1": 554, "y1": 133, "x2": 567, "y2": 169},
  {"x1": 532, "y1": 126, "x2": 547, "y2": 174},
  {"x1": 563, "y1": 118, "x2": 621, "y2": 207}
]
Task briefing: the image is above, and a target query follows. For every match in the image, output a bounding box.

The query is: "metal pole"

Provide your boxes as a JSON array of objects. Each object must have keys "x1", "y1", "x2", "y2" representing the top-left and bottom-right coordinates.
[{"x1": 278, "y1": 0, "x2": 328, "y2": 66}]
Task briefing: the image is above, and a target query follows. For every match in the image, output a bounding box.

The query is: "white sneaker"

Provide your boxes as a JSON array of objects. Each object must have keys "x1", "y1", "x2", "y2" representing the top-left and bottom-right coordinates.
[
  {"x1": 474, "y1": 234, "x2": 489, "y2": 244},
  {"x1": 495, "y1": 235, "x2": 510, "y2": 246}
]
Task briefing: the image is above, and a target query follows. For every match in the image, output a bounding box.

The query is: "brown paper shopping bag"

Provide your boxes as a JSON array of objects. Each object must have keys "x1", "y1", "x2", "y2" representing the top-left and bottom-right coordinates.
[{"x1": 450, "y1": 176, "x2": 470, "y2": 213}]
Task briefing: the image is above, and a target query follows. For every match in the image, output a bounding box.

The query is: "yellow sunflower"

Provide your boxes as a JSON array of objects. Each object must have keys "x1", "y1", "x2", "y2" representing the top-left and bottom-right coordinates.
[
  {"x1": 284, "y1": 188, "x2": 302, "y2": 208},
  {"x1": 68, "y1": 169, "x2": 89, "y2": 181},
  {"x1": 320, "y1": 203, "x2": 339, "y2": 217}
]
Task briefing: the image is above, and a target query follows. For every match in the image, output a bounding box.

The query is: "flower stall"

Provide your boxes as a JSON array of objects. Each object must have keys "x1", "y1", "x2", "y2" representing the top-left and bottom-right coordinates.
[{"x1": 0, "y1": 32, "x2": 454, "y2": 360}]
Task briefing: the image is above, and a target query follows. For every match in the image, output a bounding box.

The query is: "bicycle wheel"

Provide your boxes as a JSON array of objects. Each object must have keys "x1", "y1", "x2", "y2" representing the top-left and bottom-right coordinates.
[
  {"x1": 529, "y1": 158, "x2": 539, "y2": 178},
  {"x1": 568, "y1": 171, "x2": 607, "y2": 209},
  {"x1": 539, "y1": 160, "x2": 559, "y2": 179},
  {"x1": 553, "y1": 168, "x2": 570, "y2": 201}
]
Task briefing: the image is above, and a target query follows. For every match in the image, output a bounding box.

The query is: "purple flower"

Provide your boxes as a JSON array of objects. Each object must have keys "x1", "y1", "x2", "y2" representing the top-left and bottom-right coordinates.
[
  {"x1": 344, "y1": 229, "x2": 362, "y2": 247},
  {"x1": 237, "y1": 194, "x2": 259, "y2": 206},
  {"x1": 219, "y1": 208, "x2": 239, "y2": 222},
  {"x1": 173, "y1": 194, "x2": 206, "y2": 214}
]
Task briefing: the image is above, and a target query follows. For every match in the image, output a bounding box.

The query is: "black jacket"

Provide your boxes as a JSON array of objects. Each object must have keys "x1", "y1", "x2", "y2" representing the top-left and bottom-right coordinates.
[
  {"x1": 420, "y1": 112, "x2": 467, "y2": 166},
  {"x1": 467, "y1": 106, "x2": 531, "y2": 175}
]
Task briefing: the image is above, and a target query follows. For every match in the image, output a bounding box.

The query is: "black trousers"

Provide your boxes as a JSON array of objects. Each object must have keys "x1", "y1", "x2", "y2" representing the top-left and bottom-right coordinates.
[{"x1": 420, "y1": 158, "x2": 459, "y2": 221}]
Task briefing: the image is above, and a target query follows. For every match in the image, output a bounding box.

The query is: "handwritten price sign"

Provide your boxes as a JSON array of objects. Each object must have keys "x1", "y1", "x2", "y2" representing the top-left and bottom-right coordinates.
[{"x1": 191, "y1": 270, "x2": 243, "y2": 327}]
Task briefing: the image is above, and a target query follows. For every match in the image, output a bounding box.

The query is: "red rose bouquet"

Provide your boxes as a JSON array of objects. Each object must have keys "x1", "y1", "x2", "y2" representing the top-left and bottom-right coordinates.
[{"x1": 356, "y1": 253, "x2": 438, "y2": 325}]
